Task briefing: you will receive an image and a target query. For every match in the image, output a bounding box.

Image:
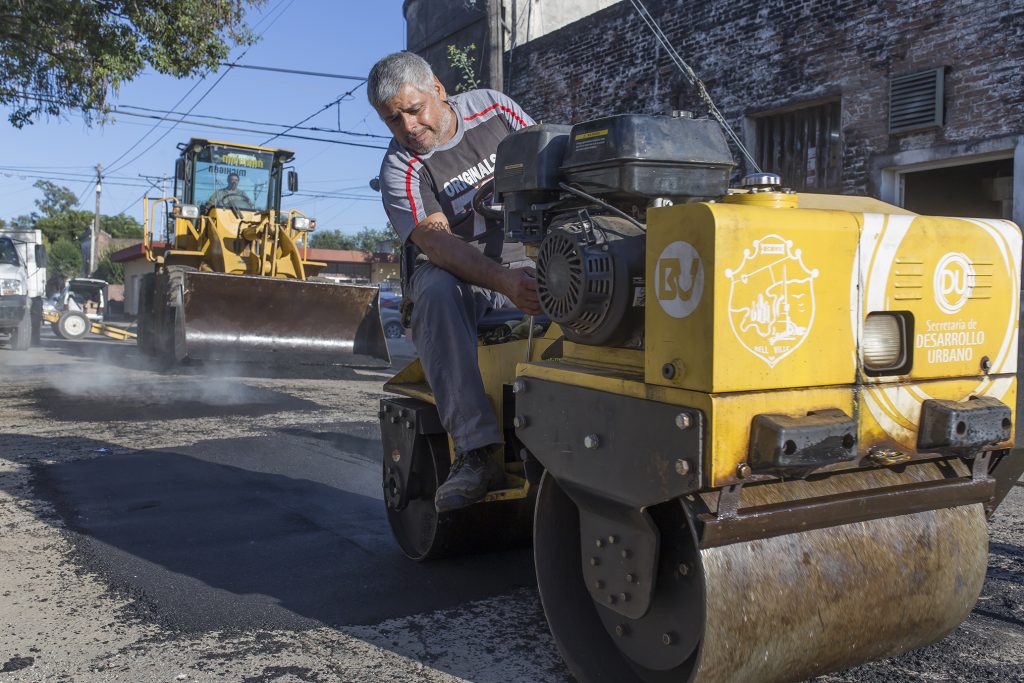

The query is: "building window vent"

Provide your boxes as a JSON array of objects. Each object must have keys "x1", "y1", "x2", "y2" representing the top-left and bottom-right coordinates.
[
  {"x1": 753, "y1": 100, "x2": 842, "y2": 193},
  {"x1": 889, "y1": 68, "x2": 945, "y2": 134}
]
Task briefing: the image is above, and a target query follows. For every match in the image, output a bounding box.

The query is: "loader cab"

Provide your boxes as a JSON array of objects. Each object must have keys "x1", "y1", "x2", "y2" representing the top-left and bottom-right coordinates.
[{"x1": 174, "y1": 139, "x2": 295, "y2": 216}]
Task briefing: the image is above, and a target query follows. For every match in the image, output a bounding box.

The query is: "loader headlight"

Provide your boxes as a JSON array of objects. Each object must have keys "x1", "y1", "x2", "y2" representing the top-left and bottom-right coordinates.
[
  {"x1": 862, "y1": 312, "x2": 913, "y2": 375},
  {"x1": 291, "y1": 216, "x2": 315, "y2": 231},
  {"x1": 0, "y1": 279, "x2": 25, "y2": 296},
  {"x1": 180, "y1": 204, "x2": 199, "y2": 219}
]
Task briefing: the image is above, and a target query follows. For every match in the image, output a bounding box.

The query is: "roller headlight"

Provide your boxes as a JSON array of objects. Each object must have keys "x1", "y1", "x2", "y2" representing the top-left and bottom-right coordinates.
[
  {"x1": 862, "y1": 312, "x2": 912, "y2": 375},
  {"x1": 0, "y1": 279, "x2": 25, "y2": 296},
  {"x1": 180, "y1": 204, "x2": 200, "y2": 219}
]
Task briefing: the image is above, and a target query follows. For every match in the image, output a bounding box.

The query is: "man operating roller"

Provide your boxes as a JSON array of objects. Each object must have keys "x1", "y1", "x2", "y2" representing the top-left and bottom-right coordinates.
[{"x1": 369, "y1": 51, "x2": 539, "y2": 512}]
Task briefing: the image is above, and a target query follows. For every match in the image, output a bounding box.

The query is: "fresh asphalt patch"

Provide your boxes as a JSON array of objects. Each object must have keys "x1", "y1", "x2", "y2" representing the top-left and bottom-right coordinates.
[{"x1": 30, "y1": 426, "x2": 536, "y2": 633}]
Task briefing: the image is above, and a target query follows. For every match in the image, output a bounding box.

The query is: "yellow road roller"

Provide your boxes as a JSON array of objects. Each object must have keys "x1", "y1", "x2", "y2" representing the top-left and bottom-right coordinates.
[
  {"x1": 138, "y1": 139, "x2": 388, "y2": 365},
  {"x1": 380, "y1": 114, "x2": 1022, "y2": 682}
]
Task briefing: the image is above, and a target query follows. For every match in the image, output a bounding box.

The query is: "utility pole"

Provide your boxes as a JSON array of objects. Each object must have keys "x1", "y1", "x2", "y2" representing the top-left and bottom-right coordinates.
[
  {"x1": 90, "y1": 163, "x2": 101, "y2": 276},
  {"x1": 487, "y1": 0, "x2": 504, "y2": 91}
]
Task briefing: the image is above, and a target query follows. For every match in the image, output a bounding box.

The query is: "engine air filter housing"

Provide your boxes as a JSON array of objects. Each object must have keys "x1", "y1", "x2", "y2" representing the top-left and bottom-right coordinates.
[{"x1": 560, "y1": 114, "x2": 734, "y2": 203}]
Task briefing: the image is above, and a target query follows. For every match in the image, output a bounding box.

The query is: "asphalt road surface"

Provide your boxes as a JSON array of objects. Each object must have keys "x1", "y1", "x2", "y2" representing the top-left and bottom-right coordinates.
[{"x1": 0, "y1": 327, "x2": 1022, "y2": 682}]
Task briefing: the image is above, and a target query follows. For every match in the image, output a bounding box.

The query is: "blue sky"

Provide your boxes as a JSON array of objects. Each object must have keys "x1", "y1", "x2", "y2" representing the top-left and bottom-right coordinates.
[{"x1": 0, "y1": 0, "x2": 406, "y2": 234}]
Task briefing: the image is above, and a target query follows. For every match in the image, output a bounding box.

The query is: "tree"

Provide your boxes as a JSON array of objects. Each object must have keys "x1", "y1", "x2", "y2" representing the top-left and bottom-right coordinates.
[
  {"x1": 100, "y1": 214, "x2": 143, "y2": 239},
  {"x1": 93, "y1": 249, "x2": 124, "y2": 284},
  {"x1": 48, "y1": 238, "x2": 82, "y2": 282},
  {"x1": 0, "y1": 0, "x2": 266, "y2": 127},
  {"x1": 33, "y1": 180, "x2": 77, "y2": 218},
  {"x1": 351, "y1": 226, "x2": 400, "y2": 253},
  {"x1": 309, "y1": 226, "x2": 400, "y2": 253},
  {"x1": 309, "y1": 229, "x2": 356, "y2": 250},
  {"x1": 36, "y1": 211, "x2": 93, "y2": 245}
]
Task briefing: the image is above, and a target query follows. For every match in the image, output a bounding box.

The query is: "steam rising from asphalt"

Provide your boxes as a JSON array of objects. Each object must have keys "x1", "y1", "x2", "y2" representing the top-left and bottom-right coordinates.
[{"x1": 39, "y1": 346, "x2": 275, "y2": 407}]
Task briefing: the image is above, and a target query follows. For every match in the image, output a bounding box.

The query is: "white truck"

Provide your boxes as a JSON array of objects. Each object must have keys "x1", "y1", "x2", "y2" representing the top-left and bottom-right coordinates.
[{"x1": 0, "y1": 229, "x2": 47, "y2": 350}]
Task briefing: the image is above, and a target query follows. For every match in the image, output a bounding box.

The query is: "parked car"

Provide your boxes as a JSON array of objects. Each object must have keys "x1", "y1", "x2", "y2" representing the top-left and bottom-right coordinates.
[{"x1": 380, "y1": 306, "x2": 405, "y2": 339}]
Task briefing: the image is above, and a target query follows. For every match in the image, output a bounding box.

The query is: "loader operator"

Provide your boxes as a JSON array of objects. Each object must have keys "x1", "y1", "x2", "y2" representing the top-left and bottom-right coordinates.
[
  {"x1": 369, "y1": 51, "x2": 539, "y2": 513},
  {"x1": 204, "y1": 172, "x2": 254, "y2": 212}
]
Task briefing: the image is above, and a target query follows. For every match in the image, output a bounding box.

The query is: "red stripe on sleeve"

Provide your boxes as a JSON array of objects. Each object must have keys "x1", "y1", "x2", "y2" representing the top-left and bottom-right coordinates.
[
  {"x1": 463, "y1": 102, "x2": 528, "y2": 129},
  {"x1": 463, "y1": 103, "x2": 500, "y2": 121},
  {"x1": 499, "y1": 105, "x2": 528, "y2": 128},
  {"x1": 405, "y1": 157, "x2": 422, "y2": 223}
]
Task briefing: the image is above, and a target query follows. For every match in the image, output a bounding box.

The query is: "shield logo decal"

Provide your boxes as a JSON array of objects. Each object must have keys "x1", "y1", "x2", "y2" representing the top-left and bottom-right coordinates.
[{"x1": 724, "y1": 234, "x2": 819, "y2": 367}]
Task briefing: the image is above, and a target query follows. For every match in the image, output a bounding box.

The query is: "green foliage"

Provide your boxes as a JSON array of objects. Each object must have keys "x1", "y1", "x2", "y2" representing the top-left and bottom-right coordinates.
[
  {"x1": 309, "y1": 226, "x2": 400, "y2": 253},
  {"x1": 9, "y1": 215, "x2": 34, "y2": 231},
  {"x1": 446, "y1": 43, "x2": 480, "y2": 93},
  {"x1": 36, "y1": 211, "x2": 93, "y2": 245},
  {"x1": 33, "y1": 180, "x2": 77, "y2": 217},
  {"x1": 309, "y1": 229, "x2": 355, "y2": 250},
  {"x1": 9, "y1": 182, "x2": 143, "y2": 244},
  {"x1": 48, "y1": 238, "x2": 82, "y2": 281},
  {"x1": 352, "y1": 226, "x2": 400, "y2": 253},
  {"x1": 93, "y1": 249, "x2": 124, "y2": 284},
  {"x1": 0, "y1": 0, "x2": 266, "y2": 127},
  {"x1": 100, "y1": 214, "x2": 144, "y2": 238}
]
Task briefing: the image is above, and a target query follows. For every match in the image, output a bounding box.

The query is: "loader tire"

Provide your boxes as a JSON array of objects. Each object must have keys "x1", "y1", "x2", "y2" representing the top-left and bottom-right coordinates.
[
  {"x1": 56, "y1": 311, "x2": 90, "y2": 340},
  {"x1": 136, "y1": 273, "x2": 157, "y2": 356}
]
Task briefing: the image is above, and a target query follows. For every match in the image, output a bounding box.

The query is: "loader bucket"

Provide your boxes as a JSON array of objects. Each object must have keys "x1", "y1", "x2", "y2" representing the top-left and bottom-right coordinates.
[{"x1": 174, "y1": 271, "x2": 390, "y2": 365}]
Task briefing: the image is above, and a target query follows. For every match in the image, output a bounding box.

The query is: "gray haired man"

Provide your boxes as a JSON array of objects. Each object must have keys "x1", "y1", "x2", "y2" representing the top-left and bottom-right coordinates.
[{"x1": 369, "y1": 51, "x2": 539, "y2": 512}]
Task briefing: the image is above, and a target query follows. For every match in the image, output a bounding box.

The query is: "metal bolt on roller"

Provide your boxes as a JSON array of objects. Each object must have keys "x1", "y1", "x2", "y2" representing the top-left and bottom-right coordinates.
[
  {"x1": 513, "y1": 415, "x2": 528, "y2": 428},
  {"x1": 675, "y1": 458, "x2": 691, "y2": 475},
  {"x1": 584, "y1": 434, "x2": 601, "y2": 449},
  {"x1": 675, "y1": 412, "x2": 693, "y2": 430}
]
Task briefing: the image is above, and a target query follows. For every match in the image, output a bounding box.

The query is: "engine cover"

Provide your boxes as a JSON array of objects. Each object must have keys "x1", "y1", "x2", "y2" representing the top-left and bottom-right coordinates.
[{"x1": 536, "y1": 214, "x2": 645, "y2": 347}]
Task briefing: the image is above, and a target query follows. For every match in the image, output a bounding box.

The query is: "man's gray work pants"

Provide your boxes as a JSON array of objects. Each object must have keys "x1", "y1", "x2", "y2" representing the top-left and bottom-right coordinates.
[{"x1": 408, "y1": 262, "x2": 512, "y2": 453}]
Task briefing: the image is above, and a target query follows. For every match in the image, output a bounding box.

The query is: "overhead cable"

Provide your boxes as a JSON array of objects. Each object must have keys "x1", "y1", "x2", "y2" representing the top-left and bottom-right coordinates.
[
  {"x1": 103, "y1": 0, "x2": 296, "y2": 177},
  {"x1": 115, "y1": 103, "x2": 390, "y2": 139},
  {"x1": 260, "y1": 81, "x2": 367, "y2": 146},
  {"x1": 107, "y1": 109, "x2": 388, "y2": 149},
  {"x1": 627, "y1": 0, "x2": 762, "y2": 173},
  {"x1": 221, "y1": 63, "x2": 366, "y2": 81}
]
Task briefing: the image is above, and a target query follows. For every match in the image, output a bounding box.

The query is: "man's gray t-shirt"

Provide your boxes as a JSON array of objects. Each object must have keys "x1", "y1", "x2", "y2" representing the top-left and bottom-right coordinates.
[{"x1": 378, "y1": 89, "x2": 534, "y2": 267}]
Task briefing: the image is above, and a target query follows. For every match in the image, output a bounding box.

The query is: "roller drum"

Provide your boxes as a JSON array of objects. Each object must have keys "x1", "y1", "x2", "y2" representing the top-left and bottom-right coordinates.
[{"x1": 535, "y1": 463, "x2": 990, "y2": 683}]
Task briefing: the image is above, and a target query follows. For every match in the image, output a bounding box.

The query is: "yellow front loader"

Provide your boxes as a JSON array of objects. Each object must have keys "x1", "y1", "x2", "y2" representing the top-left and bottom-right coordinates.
[
  {"x1": 379, "y1": 115, "x2": 1023, "y2": 682},
  {"x1": 138, "y1": 139, "x2": 388, "y2": 365}
]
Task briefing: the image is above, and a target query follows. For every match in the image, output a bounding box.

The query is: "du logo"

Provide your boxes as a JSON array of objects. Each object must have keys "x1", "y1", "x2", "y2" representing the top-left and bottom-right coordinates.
[
  {"x1": 725, "y1": 234, "x2": 819, "y2": 367},
  {"x1": 933, "y1": 252, "x2": 974, "y2": 314},
  {"x1": 655, "y1": 241, "x2": 704, "y2": 318}
]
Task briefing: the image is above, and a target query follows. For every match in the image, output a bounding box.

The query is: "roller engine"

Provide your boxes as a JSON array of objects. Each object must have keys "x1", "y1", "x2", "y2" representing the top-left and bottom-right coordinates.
[{"x1": 380, "y1": 113, "x2": 1023, "y2": 682}]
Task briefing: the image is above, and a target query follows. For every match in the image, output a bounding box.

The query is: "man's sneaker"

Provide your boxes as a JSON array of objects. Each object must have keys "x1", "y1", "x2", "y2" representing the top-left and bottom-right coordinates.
[{"x1": 434, "y1": 445, "x2": 504, "y2": 513}]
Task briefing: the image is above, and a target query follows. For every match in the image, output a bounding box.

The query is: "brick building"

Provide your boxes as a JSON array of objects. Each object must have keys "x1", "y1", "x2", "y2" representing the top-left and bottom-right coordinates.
[{"x1": 411, "y1": 0, "x2": 1023, "y2": 224}]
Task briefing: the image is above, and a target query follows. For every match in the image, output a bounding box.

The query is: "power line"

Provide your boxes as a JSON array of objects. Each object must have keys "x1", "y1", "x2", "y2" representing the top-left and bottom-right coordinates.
[
  {"x1": 102, "y1": 0, "x2": 296, "y2": 177},
  {"x1": 260, "y1": 81, "x2": 367, "y2": 146},
  {"x1": 115, "y1": 103, "x2": 390, "y2": 139},
  {"x1": 220, "y1": 63, "x2": 367, "y2": 81},
  {"x1": 106, "y1": 108, "x2": 388, "y2": 149},
  {"x1": 293, "y1": 191, "x2": 378, "y2": 202}
]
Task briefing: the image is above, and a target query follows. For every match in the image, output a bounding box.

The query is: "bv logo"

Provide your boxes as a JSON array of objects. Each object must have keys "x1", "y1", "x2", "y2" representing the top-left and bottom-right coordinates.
[
  {"x1": 655, "y1": 241, "x2": 704, "y2": 319},
  {"x1": 933, "y1": 252, "x2": 974, "y2": 314},
  {"x1": 725, "y1": 234, "x2": 819, "y2": 367}
]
